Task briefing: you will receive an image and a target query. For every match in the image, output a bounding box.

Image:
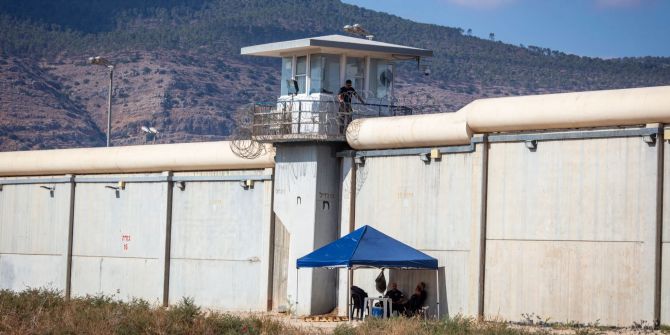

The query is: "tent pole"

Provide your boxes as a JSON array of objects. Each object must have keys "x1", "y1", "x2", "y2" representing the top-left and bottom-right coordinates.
[
  {"x1": 296, "y1": 268, "x2": 299, "y2": 318},
  {"x1": 347, "y1": 268, "x2": 352, "y2": 321},
  {"x1": 435, "y1": 269, "x2": 440, "y2": 319}
]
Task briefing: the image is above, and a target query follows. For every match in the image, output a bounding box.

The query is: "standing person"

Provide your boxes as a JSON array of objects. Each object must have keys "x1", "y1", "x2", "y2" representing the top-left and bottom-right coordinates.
[{"x1": 337, "y1": 79, "x2": 365, "y2": 131}]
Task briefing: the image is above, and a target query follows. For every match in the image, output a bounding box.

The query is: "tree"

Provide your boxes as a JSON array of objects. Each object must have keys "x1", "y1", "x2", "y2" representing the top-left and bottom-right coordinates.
[
  {"x1": 467, "y1": 28, "x2": 472, "y2": 36},
  {"x1": 489, "y1": 32, "x2": 495, "y2": 41}
]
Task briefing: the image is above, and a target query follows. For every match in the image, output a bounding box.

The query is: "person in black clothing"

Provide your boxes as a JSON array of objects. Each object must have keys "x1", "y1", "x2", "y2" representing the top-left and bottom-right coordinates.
[
  {"x1": 350, "y1": 286, "x2": 368, "y2": 320},
  {"x1": 337, "y1": 79, "x2": 365, "y2": 130},
  {"x1": 384, "y1": 282, "x2": 405, "y2": 316},
  {"x1": 338, "y1": 79, "x2": 365, "y2": 104},
  {"x1": 403, "y1": 282, "x2": 427, "y2": 317}
]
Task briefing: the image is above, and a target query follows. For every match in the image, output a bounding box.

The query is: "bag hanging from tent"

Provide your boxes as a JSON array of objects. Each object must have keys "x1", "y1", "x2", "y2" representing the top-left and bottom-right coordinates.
[{"x1": 375, "y1": 269, "x2": 387, "y2": 294}]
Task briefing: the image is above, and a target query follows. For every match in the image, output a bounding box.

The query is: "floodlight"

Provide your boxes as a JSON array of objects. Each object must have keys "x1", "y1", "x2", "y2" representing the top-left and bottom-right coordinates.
[
  {"x1": 643, "y1": 134, "x2": 656, "y2": 144},
  {"x1": 239, "y1": 179, "x2": 254, "y2": 189},
  {"x1": 343, "y1": 23, "x2": 374, "y2": 40},
  {"x1": 40, "y1": 185, "x2": 55, "y2": 197},
  {"x1": 141, "y1": 126, "x2": 150, "y2": 133},
  {"x1": 525, "y1": 140, "x2": 538, "y2": 150},
  {"x1": 149, "y1": 127, "x2": 159, "y2": 134}
]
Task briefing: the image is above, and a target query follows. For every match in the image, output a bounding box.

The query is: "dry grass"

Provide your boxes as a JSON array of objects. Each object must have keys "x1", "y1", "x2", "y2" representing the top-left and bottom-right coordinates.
[
  {"x1": 4, "y1": 289, "x2": 666, "y2": 335},
  {"x1": 0, "y1": 288, "x2": 535, "y2": 335},
  {"x1": 0, "y1": 288, "x2": 307, "y2": 335},
  {"x1": 333, "y1": 316, "x2": 537, "y2": 335}
]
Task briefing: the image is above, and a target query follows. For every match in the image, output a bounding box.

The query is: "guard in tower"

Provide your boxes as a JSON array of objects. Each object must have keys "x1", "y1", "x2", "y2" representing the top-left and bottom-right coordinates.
[{"x1": 338, "y1": 79, "x2": 365, "y2": 130}]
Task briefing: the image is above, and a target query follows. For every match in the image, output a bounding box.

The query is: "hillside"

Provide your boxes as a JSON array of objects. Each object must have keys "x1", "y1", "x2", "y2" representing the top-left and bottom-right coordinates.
[{"x1": 1, "y1": 0, "x2": 669, "y2": 151}]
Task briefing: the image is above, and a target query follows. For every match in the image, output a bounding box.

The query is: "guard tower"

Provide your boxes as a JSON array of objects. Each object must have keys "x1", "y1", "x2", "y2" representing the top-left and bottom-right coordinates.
[
  {"x1": 241, "y1": 35, "x2": 433, "y2": 316},
  {"x1": 242, "y1": 35, "x2": 433, "y2": 142}
]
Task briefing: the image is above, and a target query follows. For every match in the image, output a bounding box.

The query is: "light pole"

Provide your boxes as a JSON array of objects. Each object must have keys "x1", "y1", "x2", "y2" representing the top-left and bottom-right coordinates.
[{"x1": 88, "y1": 56, "x2": 115, "y2": 147}]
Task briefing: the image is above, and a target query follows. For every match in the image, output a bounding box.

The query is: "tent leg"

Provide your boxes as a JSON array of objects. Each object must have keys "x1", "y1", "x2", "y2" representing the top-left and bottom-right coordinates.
[
  {"x1": 295, "y1": 268, "x2": 299, "y2": 318},
  {"x1": 347, "y1": 269, "x2": 354, "y2": 321},
  {"x1": 435, "y1": 269, "x2": 440, "y2": 319}
]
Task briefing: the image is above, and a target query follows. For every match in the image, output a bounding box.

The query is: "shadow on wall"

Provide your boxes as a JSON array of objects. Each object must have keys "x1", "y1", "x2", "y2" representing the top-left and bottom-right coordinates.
[
  {"x1": 388, "y1": 267, "x2": 447, "y2": 319},
  {"x1": 272, "y1": 217, "x2": 290, "y2": 311}
]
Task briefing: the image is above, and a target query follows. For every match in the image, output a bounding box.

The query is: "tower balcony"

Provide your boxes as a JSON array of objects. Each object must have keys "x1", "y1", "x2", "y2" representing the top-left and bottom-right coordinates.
[{"x1": 251, "y1": 99, "x2": 412, "y2": 143}]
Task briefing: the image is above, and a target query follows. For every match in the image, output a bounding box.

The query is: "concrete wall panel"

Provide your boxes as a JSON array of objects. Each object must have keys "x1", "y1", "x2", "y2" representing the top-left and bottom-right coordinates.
[
  {"x1": 352, "y1": 147, "x2": 484, "y2": 317},
  {"x1": 71, "y1": 174, "x2": 167, "y2": 303},
  {"x1": 485, "y1": 136, "x2": 659, "y2": 326},
  {"x1": 0, "y1": 254, "x2": 66, "y2": 291},
  {"x1": 487, "y1": 138, "x2": 654, "y2": 242},
  {"x1": 71, "y1": 257, "x2": 163, "y2": 302},
  {"x1": 169, "y1": 170, "x2": 272, "y2": 311},
  {"x1": 486, "y1": 240, "x2": 646, "y2": 324},
  {"x1": 0, "y1": 181, "x2": 71, "y2": 291},
  {"x1": 169, "y1": 260, "x2": 264, "y2": 310}
]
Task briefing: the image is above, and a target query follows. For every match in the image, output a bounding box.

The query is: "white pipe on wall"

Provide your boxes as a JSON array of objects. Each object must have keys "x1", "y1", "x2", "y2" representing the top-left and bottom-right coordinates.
[
  {"x1": 346, "y1": 112, "x2": 472, "y2": 150},
  {"x1": 346, "y1": 85, "x2": 670, "y2": 150},
  {"x1": 0, "y1": 141, "x2": 275, "y2": 176},
  {"x1": 464, "y1": 85, "x2": 670, "y2": 133}
]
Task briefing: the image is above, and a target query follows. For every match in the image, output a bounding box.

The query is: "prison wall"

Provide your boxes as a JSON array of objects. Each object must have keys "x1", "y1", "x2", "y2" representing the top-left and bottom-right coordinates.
[
  {"x1": 340, "y1": 128, "x2": 666, "y2": 326},
  {"x1": 340, "y1": 86, "x2": 669, "y2": 326},
  {"x1": 0, "y1": 141, "x2": 276, "y2": 312},
  {"x1": 1, "y1": 87, "x2": 669, "y2": 326}
]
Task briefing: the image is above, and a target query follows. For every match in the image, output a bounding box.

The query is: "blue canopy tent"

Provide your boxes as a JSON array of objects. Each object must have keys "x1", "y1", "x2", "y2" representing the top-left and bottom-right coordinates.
[{"x1": 296, "y1": 225, "x2": 439, "y2": 318}]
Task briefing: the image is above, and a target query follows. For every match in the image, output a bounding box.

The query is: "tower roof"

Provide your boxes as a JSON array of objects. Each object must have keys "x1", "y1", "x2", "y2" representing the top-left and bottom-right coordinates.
[{"x1": 241, "y1": 34, "x2": 433, "y2": 58}]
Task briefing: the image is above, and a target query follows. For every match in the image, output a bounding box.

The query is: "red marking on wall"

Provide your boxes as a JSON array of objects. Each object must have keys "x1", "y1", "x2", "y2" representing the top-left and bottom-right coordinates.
[{"x1": 121, "y1": 234, "x2": 131, "y2": 251}]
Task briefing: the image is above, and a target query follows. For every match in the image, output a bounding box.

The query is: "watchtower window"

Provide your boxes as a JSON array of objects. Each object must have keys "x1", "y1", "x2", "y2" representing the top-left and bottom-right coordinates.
[
  {"x1": 280, "y1": 57, "x2": 293, "y2": 96},
  {"x1": 345, "y1": 57, "x2": 365, "y2": 92},
  {"x1": 295, "y1": 56, "x2": 307, "y2": 94},
  {"x1": 310, "y1": 54, "x2": 341, "y2": 95},
  {"x1": 370, "y1": 59, "x2": 393, "y2": 99}
]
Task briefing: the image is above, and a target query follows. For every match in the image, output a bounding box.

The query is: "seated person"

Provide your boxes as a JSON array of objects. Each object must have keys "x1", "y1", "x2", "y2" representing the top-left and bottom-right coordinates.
[
  {"x1": 403, "y1": 282, "x2": 427, "y2": 316},
  {"x1": 384, "y1": 282, "x2": 405, "y2": 316}
]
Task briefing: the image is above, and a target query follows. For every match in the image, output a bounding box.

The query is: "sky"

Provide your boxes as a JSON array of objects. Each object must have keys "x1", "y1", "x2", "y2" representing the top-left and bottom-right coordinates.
[{"x1": 341, "y1": 0, "x2": 670, "y2": 58}]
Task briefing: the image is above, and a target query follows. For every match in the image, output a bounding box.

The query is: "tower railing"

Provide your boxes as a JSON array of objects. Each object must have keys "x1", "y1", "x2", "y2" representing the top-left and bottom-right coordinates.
[{"x1": 251, "y1": 100, "x2": 412, "y2": 142}]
